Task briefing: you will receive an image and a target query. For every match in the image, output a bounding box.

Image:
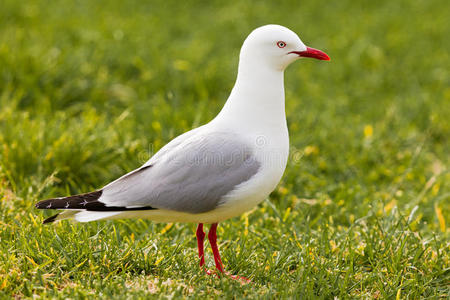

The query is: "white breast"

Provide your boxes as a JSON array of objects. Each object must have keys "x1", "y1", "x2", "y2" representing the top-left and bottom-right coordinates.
[{"x1": 209, "y1": 127, "x2": 289, "y2": 220}]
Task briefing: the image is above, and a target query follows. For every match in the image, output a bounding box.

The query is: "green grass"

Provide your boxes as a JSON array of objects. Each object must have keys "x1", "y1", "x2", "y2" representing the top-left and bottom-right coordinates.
[{"x1": 0, "y1": 0, "x2": 449, "y2": 298}]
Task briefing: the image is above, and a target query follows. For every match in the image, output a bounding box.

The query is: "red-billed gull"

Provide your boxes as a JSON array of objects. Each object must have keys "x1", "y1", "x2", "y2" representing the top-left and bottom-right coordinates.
[{"x1": 36, "y1": 24, "x2": 330, "y2": 280}]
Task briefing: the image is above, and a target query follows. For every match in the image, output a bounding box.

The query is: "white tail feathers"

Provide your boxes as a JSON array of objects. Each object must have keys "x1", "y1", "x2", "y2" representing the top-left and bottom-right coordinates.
[{"x1": 74, "y1": 211, "x2": 123, "y2": 222}]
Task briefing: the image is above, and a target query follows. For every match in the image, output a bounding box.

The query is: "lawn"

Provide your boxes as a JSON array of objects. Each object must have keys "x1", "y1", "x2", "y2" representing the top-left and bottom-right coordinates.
[{"x1": 0, "y1": 0, "x2": 449, "y2": 298}]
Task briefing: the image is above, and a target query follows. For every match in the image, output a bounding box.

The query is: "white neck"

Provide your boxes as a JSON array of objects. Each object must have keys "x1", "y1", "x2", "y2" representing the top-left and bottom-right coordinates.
[{"x1": 214, "y1": 55, "x2": 287, "y2": 132}]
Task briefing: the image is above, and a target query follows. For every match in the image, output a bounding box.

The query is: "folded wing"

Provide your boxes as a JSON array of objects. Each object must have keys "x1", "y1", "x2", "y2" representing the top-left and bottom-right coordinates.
[{"x1": 100, "y1": 131, "x2": 261, "y2": 213}]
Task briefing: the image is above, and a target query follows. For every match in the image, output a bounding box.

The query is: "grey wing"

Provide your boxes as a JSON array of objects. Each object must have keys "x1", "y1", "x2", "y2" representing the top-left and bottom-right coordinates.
[{"x1": 99, "y1": 131, "x2": 261, "y2": 214}]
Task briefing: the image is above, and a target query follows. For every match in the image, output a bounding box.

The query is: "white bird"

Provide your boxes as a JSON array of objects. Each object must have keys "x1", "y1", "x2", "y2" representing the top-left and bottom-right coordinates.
[{"x1": 36, "y1": 24, "x2": 330, "y2": 280}]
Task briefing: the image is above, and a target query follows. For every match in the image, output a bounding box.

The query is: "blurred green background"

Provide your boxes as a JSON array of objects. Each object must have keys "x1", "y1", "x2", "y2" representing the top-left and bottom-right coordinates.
[{"x1": 0, "y1": 0, "x2": 448, "y2": 298}]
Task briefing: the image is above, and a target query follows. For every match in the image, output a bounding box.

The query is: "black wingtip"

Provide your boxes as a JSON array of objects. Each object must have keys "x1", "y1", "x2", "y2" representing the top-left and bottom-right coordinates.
[
  {"x1": 35, "y1": 202, "x2": 46, "y2": 209},
  {"x1": 35, "y1": 198, "x2": 58, "y2": 209},
  {"x1": 43, "y1": 213, "x2": 59, "y2": 224},
  {"x1": 35, "y1": 189, "x2": 156, "y2": 213},
  {"x1": 35, "y1": 190, "x2": 103, "y2": 210}
]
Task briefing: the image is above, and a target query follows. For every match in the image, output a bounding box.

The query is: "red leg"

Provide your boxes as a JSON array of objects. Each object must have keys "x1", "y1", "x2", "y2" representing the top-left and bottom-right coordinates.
[
  {"x1": 199, "y1": 223, "x2": 251, "y2": 284},
  {"x1": 196, "y1": 223, "x2": 205, "y2": 267},
  {"x1": 208, "y1": 223, "x2": 225, "y2": 273}
]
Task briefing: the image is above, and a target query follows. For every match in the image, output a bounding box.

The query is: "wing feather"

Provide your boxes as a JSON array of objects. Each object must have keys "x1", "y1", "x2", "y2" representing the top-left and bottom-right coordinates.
[{"x1": 100, "y1": 131, "x2": 260, "y2": 213}]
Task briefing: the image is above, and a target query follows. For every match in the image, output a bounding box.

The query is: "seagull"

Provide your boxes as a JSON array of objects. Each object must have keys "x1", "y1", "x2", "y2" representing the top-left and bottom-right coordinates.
[{"x1": 36, "y1": 24, "x2": 330, "y2": 280}]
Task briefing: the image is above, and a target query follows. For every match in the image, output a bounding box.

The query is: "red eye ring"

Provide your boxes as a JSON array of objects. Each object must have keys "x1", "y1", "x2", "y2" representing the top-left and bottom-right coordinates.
[{"x1": 277, "y1": 41, "x2": 286, "y2": 48}]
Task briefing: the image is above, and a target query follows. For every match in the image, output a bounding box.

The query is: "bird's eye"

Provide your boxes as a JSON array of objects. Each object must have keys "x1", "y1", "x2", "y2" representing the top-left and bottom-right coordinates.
[{"x1": 277, "y1": 41, "x2": 286, "y2": 48}]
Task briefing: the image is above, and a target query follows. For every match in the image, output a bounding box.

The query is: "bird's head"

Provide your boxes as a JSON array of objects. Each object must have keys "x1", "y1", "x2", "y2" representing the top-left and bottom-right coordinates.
[{"x1": 240, "y1": 24, "x2": 330, "y2": 71}]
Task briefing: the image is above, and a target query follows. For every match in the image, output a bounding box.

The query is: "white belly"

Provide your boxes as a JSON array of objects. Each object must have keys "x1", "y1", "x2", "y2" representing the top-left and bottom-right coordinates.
[
  {"x1": 99, "y1": 161, "x2": 287, "y2": 224},
  {"x1": 74, "y1": 127, "x2": 290, "y2": 224},
  {"x1": 99, "y1": 130, "x2": 290, "y2": 224}
]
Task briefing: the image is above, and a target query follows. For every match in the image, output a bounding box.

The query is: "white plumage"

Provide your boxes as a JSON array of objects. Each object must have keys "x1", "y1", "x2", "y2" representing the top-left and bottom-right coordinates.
[{"x1": 36, "y1": 24, "x2": 330, "y2": 279}]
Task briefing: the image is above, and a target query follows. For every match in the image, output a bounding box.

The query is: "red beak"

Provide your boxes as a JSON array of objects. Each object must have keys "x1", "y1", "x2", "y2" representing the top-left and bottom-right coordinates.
[{"x1": 289, "y1": 47, "x2": 330, "y2": 61}]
